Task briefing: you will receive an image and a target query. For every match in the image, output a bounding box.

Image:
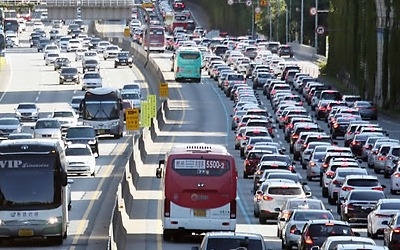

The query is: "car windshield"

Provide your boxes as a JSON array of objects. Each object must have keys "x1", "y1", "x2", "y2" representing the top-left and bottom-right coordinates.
[
  {"x1": 381, "y1": 202, "x2": 400, "y2": 209},
  {"x1": 66, "y1": 147, "x2": 91, "y2": 156},
  {"x1": 349, "y1": 191, "x2": 384, "y2": 200},
  {"x1": 17, "y1": 104, "x2": 36, "y2": 109},
  {"x1": 327, "y1": 240, "x2": 374, "y2": 250},
  {"x1": 293, "y1": 211, "x2": 333, "y2": 221},
  {"x1": 0, "y1": 119, "x2": 19, "y2": 125},
  {"x1": 205, "y1": 238, "x2": 263, "y2": 250},
  {"x1": 347, "y1": 179, "x2": 380, "y2": 187},
  {"x1": 35, "y1": 120, "x2": 60, "y2": 129},
  {"x1": 66, "y1": 128, "x2": 95, "y2": 138},
  {"x1": 53, "y1": 111, "x2": 74, "y2": 118},
  {"x1": 268, "y1": 187, "x2": 302, "y2": 195},
  {"x1": 84, "y1": 73, "x2": 100, "y2": 79},
  {"x1": 288, "y1": 200, "x2": 323, "y2": 209},
  {"x1": 308, "y1": 224, "x2": 352, "y2": 237},
  {"x1": 267, "y1": 174, "x2": 299, "y2": 182},
  {"x1": 122, "y1": 93, "x2": 140, "y2": 100},
  {"x1": 62, "y1": 68, "x2": 78, "y2": 74}
]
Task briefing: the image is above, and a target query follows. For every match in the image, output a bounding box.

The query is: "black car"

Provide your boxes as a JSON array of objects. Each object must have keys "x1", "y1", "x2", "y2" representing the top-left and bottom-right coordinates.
[
  {"x1": 64, "y1": 126, "x2": 99, "y2": 156},
  {"x1": 89, "y1": 37, "x2": 101, "y2": 49},
  {"x1": 340, "y1": 190, "x2": 386, "y2": 224},
  {"x1": 297, "y1": 220, "x2": 358, "y2": 250},
  {"x1": 82, "y1": 58, "x2": 100, "y2": 72},
  {"x1": 114, "y1": 51, "x2": 133, "y2": 68},
  {"x1": 30, "y1": 34, "x2": 41, "y2": 47},
  {"x1": 383, "y1": 213, "x2": 400, "y2": 250},
  {"x1": 37, "y1": 38, "x2": 52, "y2": 52},
  {"x1": 59, "y1": 67, "x2": 79, "y2": 84},
  {"x1": 278, "y1": 45, "x2": 294, "y2": 57},
  {"x1": 54, "y1": 57, "x2": 71, "y2": 71}
]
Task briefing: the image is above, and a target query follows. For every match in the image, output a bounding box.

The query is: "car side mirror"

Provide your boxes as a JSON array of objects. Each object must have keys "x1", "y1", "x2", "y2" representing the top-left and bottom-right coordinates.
[
  {"x1": 302, "y1": 181, "x2": 308, "y2": 186},
  {"x1": 280, "y1": 217, "x2": 286, "y2": 222},
  {"x1": 311, "y1": 247, "x2": 320, "y2": 250},
  {"x1": 275, "y1": 207, "x2": 281, "y2": 212},
  {"x1": 305, "y1": 192, "x2": 312, "y2": 197},
  {"x1": 256, "y1": 190, "x2": 263, "y2": 195},
  {"x1": 382, "y1": 185, "x2": 386, "y2": 189}
]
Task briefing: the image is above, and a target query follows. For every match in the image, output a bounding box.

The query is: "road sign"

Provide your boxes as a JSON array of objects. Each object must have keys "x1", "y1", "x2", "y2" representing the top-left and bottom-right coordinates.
[
  {"x1": 159, "y1": 83, "x2": 168, "y2": 98},
  {"x1": 227, "y1": 0, "x2": 234, "y2": 5},
  {"x1": 309, "y1": 7, "x2": 317, "y2": 16},
  {"x1": 259, "y1": 0, "x2": 268, "y2": 7},
  {"x1": 245, "y1": 0, "x2": 252, "y2": 7},
  {"x1": 125, "y1": 108, "x2": 140, "y2": 131},
  {"x1": 255, "y1": 13, "x2": 261, "y2": 22},
  {"x1": 255, "y1": 6, "x2": 261, "y2": 14},
  {"x1": 316, "y1": 26, "x2": 325, "y2": 35}
]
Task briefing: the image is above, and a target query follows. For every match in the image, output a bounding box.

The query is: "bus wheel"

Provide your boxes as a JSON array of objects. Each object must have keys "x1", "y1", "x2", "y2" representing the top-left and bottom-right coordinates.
[
  {"x1": 49, "y1": 235, "x2": 63, "y2": 245},
  {"x1": 195, "y1": 78, "x2": 201, "y2": 83},
  {"x1": 114, "y1": 134, "x2": 120, "y2": 139}
]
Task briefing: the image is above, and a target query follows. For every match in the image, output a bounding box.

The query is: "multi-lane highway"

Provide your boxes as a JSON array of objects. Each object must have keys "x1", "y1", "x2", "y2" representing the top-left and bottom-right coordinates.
[{"x1": 0, "y1": 23, "x2": 150, "y2": 249}]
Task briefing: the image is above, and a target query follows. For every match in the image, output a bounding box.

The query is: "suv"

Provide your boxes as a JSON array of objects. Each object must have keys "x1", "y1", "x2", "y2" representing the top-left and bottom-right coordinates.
[
  {"x1": 192, "y1": 231, "x2": 266, "y2": 250},
  {"x1": 114, "y1": 51, "x2": 133, "y2": 68},
  {"x1": 254, "y1": 181, "x2": 307, "y2": 224},
  {"x1": 297, "y1": 220, "x2": 358, "y2": 250},
  {"x1": 278, "y1": 44, "x2": 293, "y2": 57},
  {"x1": 64, "y1": 126, "x2": 99, "y2": 156},
  {"x1": 337, "y1": 175, "x2": 385, "y2": 213}
]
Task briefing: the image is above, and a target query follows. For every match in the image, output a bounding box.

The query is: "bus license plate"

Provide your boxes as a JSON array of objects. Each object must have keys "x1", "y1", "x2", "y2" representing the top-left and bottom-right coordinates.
[
  {"x1": 18, "y1": 229, "x2": 33, "y2": 237},
  {"x1": 194, "y1": 209, "x2": 206, "y2": 217}
]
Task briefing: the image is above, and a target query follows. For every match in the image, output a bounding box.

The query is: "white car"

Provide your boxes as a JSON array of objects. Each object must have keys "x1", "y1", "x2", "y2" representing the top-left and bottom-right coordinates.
[
  {"x1": 65, "y1": 144, "x2": 96, "y2": 176},
  {"x1": 52, "y1": 109, "x2": 79, "y2": 133},
  {"x1": 390, "y1": 164, "x2": 400, "y2": 194},
  {"x1": 103, "y1": 45, "x2": 120, "y2": 60},
  {"x1": 327, "y1": 167, "x2": 367, "y2": 205},
  {"x1": 69, "y1": 95, "x2": 84, "y2": 112},
  {"x1": 367, "y1": 198, "x2": 400, "y2": 238},
  {"x1": 33, "y1": 21, "x2": 44, "y2": 31},
  {"x1": 59, "y1": 36, "x2": 72, "y2": 50},
  {"x1": 14, "y1": 102, "x2": 39, "y2": 121},
  {"x1": 121, "y1": 91, "x2": 142, "y2": 109},
  {"x1": 43, "y1": 44, "x2": 61, "y2": 59},
  {"x1": 83, "y1": 50, "x2": 99, "y2": 60},
  {"x1": 81, "y1": 72, "x2": 102, "y2": 90},
  {"x1": 33, "y1": 118, "x2": 62, "y2": 139},
  {"x1": 318, "y1": 236, "x2": 375, "y2": 250},
  {"x1": 5, "y1": 33, "x2": 19, "y2": 47},
  {"x1": 45, "y1": 52, "x2": 60, "y2": 65},
  {"x1": 67, "y1": 38, "x2": 82, "y2": 52},
  {"x1": 96, "y1": 41, "x2": 111, "y2": 53},
  {"x1": 74, "y1": 48, "x2": 88, "y2": 61},
  {"x1": 253, "y1": 181, "x2": 307, "y2": 224}
]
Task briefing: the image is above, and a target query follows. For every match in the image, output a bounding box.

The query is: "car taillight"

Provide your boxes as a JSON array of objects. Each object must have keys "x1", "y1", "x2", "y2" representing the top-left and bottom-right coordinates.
[
  {"x1": 372, "y1": 187, "x2": 384, "y2": 191},
  {"x1": 347, "y1": 204, "x2": 354, "y2": 210},
  {"x1": 394, "y1": 228, "x2": 400, "y2": 233},
  {"x1": 342, "y1": 186, "x2": 354, "y2": 191},
  {"x1": 332, "y1": 180, "x2": 341, "y2": 185},
  {"x1": 364, "y1": 145, "x2": 371, "y2": 149},
  {"x1": 305, "y1": 235, "x2": 313, "y2": 245},
  {"x1": 230, "y1": 200, "x2": 236, "y2": 219},
  {"x1": 309, "y1": 161, "x2": 316, "y2": 166},
  {"x1": 333, "y1": 123, "x2": 339, "y2": 128},
  {"x1": 242, "y1": 136, "x2": 247, "y2": 140},
  {"x1": 378, "y1": 156, "x2": 387, "y2": 161},
  {"x1": 263, "y1": 195, "x2": 273, "y2": 201},
  {"x1": 244, "y1": 159, "x2": 250, "y2": 166},
  {"x1": 247, "y1": 145, "x2": 253, "y2": 150},
  {"x1": 303, "y1": 143, "x2": 307, "y2": 148},
  {"x1": 290, "y1": 225, "x2": 297, "y2": 234},
  {"x1": 394, "y1": 173, "x2": 400, "y2": 178},
  {"x1": 164, "y1": 199, "x2": 170, "y2": 217},
  {"x1": 326, "y1": 171, "x2": 335, "y2": 178}
]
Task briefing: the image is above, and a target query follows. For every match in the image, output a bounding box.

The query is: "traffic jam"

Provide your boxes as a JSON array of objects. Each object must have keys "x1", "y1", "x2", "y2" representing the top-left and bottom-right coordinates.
[{"x1": 202, "y1": 36, "x2": 400, "y2": 249}]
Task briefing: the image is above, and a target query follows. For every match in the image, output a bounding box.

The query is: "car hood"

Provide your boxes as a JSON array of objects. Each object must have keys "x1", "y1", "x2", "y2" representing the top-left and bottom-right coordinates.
[
  {"x1": 66, "y1": 155, "x2": 94, "y2": 163},
  {"x1": 34, "y1": 128, "x2": 60, "y2": 133},
  {"x1": 16, "y1": 108, "x2": 37, "y2": 113},
  {"x1": 0, "y1": 125, "x2": 19, "y2": 130}
]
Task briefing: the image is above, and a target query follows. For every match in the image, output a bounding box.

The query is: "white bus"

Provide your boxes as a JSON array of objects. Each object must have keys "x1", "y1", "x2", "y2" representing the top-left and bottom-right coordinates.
[{"x1": 0, "y1": 139, "x2": 70, "y2": 245}]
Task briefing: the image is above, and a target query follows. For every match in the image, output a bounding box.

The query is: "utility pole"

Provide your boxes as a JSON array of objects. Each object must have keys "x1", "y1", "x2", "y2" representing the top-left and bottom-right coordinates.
[{"x1": 300, "y1": 0, "x2": 304, "y2": 44}]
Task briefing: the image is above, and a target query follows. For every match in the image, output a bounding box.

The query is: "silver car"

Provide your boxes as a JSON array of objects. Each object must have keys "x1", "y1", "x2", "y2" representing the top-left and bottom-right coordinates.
[
  {"x1": 281, "y1": 209, "x2": 334, "y2": 250},
  {"x1": 81, "y1": 72, "x2": 102, "y2": 90},
  {"x1": 0, "y1": 117, "x2": 21, "y2": 138}
]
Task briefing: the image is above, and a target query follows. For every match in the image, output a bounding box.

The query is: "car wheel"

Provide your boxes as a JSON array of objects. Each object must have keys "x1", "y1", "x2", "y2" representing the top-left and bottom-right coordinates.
[
  {"x1": 114, "y1": 65, "x2": 117, "y2": 68},
  {"x1": 258, "y1": 216, "x2": 266, "y2": 224},
  {"x1": 253, "y1": 209, "x2": 259, "y2": 218},
  {"x1": 328, "y1": 195, "x2": 336, "y2": 205},
  {"x1": 391, "y1": 188, "x2": 397, "y2": 195},
  {"x1": 307, "y1": 175, "x2": 312, "y2": 181},
  {"x1": 243, "y1": 171, "x2": 248, "y2": 179}
]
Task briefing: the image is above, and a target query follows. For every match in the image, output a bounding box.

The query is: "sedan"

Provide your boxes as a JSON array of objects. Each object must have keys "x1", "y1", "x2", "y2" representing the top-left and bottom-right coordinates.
[
  {"x1": 383, "y1": 213, "x2": 400, "y2": 250},
  {"x1": 281, "y1": 209, "x2": 334, "y2": 250},
  {"x1": 54, "y1": 57, "x2": 71, "y2": 71},
  {"x1": 14, "y1": 102, "x2": 39, "y2": 121},
  {"x1": 0, "y1": 117, "x2": 21, "y2": 138},
  {"x1": 65, "y1": 144, "x2": 96, "y2": 176},
  {"x1": 390, "y1": 164, "x2": 400, "y2": 194},
  {"x1": 353, "y1": 100, "x2": 378, "y2": 120},
  {"x1": 33, "y1": 118, "x2": 62, "y2": 139},
  {"x1": 59, "y1": 67, "x2": 80, "y2": 85},
  {"x1": 367, "y1": 198, "x2": 400, "y2": 238},
  {"x1": 81, "y1": 72, "x2": 102, "y2": 90}
]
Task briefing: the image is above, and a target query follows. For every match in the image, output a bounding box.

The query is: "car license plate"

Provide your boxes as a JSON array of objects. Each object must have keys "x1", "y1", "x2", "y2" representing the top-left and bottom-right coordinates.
[
  {"x1": 18, "y1": 229, "x2": 33, "y2": 237},
  {"x1": 97, "y1": 129, "x2": 105, "y2": 134},
  {"x1": 194, "y1": 209, "x2": 206, "y2": 217}
]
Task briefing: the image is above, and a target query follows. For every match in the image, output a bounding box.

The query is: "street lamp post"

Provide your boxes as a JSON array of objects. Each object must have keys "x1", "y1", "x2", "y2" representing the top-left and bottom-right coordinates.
[
  {"x1": 300, "y1": 0, "x2": 304, "y2": 44},
  {"x1": 315, "y1": 0, "x2": 318, "y2": 49}
]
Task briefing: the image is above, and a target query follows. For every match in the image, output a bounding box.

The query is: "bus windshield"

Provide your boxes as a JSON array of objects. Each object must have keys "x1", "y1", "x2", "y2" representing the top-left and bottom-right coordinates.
[
  {"x1": 83, "y1": 101, "x2": 120, "y2": 120},
  {"x1": 0, "y1": 155, "x2": 61, "y2": 209}
]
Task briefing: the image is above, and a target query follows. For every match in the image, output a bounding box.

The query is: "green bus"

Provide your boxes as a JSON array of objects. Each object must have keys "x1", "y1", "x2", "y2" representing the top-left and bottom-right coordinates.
[{"x1": 171, "y1": 46, "x2": 202, "y2": 83}]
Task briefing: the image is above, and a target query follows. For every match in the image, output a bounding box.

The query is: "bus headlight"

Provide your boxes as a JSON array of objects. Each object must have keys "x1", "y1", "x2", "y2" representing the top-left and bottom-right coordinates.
[
  {"x1": 0, "y1": 219, "x2": 5, "y2": 226},
  {"x1": 46, "y1": 217, "x2": 59, "y2": 224}
]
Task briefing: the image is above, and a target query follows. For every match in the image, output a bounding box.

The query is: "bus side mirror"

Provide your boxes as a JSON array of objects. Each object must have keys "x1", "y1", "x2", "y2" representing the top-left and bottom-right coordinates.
[{"x1": 156, "y1": 167, "x2": 162, "y2": 178}]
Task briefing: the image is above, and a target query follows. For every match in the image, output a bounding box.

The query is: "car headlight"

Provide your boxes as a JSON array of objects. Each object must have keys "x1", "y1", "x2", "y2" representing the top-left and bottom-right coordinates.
[
  {"x1": 115, "y1": 58, "x2": 119, "y2": 62},
  {"x1": 60, "y1": 76, "x2": 65, "y2": 79},
  {"x1": 88, "y1": 140, "x2": 96, "y2": 145},
  {"x1": 111, "y1": 121, "x2": 119, "y2": 126},
  {"x1": 74, "y1": 74, "x2": 78, "y2": 78},
  {"x1": 128, "y1": 58, "x2": 133, "y2": 62},
  {"x1": 15, "y1": 111, "x2": 21, "y2": 116},
  {"x1": 46, "y1": 217, "x2": 60, "y2": 225}
]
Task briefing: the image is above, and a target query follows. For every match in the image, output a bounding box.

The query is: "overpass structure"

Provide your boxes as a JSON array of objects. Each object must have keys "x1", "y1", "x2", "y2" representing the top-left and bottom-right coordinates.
[{"x1": 44, "y1": 0, "x2": 134, "y2": 20}]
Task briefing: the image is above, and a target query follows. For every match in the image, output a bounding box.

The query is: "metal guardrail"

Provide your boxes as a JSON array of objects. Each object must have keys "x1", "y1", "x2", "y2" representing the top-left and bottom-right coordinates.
[{"x1": 43, "y1": 0, "x2": 134, "y2": 6}]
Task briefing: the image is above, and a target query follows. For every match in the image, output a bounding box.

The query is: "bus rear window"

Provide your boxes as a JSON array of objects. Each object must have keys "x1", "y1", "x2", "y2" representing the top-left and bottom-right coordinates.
[
  {"x1": 172, "y1": 159, "x2": 230, "y2": 176},
  {"x1": 179, "y1": 52, "x2": 200, "y2": 59}
]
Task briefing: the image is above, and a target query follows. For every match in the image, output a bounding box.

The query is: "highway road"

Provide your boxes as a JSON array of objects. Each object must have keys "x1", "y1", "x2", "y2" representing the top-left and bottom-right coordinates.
[
  {"x1": 0, "y1": 23, "x2": 150, "y2": 249},
  {"x1": 96, "y1": 21, "x2": 400, "y2": 250}
]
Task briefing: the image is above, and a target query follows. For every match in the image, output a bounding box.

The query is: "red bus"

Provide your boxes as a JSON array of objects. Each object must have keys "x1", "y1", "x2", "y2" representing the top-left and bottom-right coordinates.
[
  {"x1": 142, "y1": 25, "x2": 165, "y2": 53},
  {"x1": 156, "y1": 144, "x2": 237, "y2": 241}
]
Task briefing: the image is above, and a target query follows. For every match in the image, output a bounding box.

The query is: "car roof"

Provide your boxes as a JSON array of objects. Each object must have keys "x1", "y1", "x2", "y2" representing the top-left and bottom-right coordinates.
[
  {"x1": 204, "y1": 231, "x2": 263, "y2": 239},
  {"x1": 66, "y1": 143, "x2": 90, "y2": 149}
]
